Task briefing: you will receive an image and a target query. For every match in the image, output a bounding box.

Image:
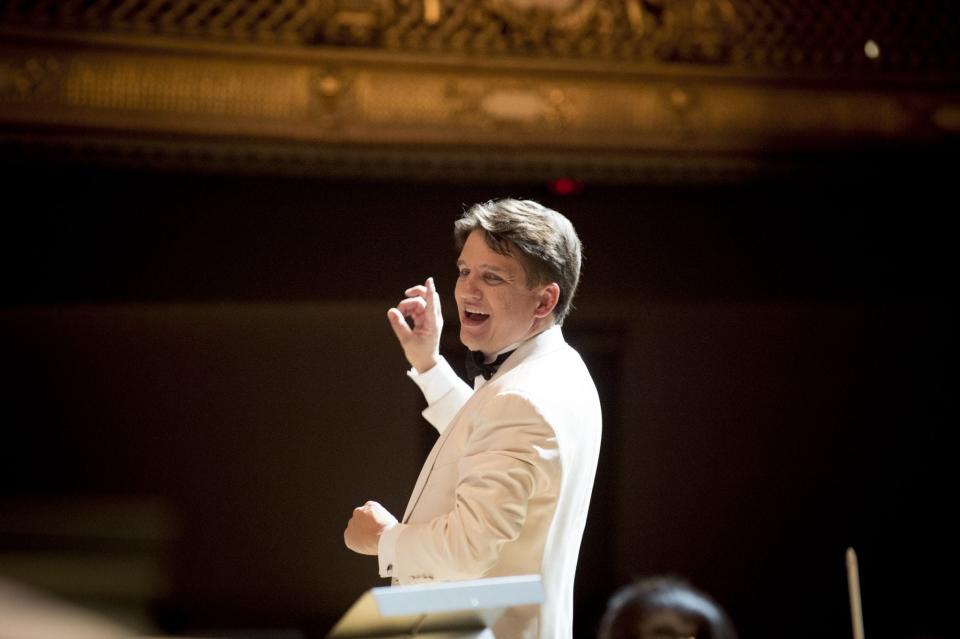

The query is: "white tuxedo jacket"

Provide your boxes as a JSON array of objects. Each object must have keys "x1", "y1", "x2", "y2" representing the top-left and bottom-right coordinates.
[{"x1": 379, "y1": 326, "x2": 602, "y2": 639}]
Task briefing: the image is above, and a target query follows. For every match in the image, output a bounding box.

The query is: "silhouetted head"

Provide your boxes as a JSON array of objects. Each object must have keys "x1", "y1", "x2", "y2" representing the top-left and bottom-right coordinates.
[{"x1": 598, "y1": 576, "x2": 738, "y2": 639}]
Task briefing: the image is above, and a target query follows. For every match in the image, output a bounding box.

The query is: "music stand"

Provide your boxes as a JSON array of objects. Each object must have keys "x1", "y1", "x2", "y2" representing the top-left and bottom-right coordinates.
[{"x1": 327, "y1": 575, "x2": 544, "y2": 638}]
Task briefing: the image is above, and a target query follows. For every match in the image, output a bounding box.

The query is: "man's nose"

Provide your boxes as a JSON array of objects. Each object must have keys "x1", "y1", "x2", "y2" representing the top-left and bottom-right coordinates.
[{"x1": 458, "y1": 274, "x2": 482, "y2": 298}]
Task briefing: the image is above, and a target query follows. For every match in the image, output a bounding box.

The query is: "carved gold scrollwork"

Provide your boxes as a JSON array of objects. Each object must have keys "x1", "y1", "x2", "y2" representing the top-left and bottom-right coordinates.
[
  {"x1": 422, "y1": 0, "x2": 441, "y2": 24},
  {"x1": 0, "y1": 57, "x2": 65, "y2": 102},
  {"x1": 1, "y1": 0, "x2": 957, "y2": 76},
  {"x1": 359, "y1": 0, "x2": 739, "y2": 61},
  {"x1": 624, "y1": 0, "x2": 645, "y2": 34},
  {"x1": 487, "y1": 0, "x2": 597, "y2": 35},
  {"x1": 655, "y1": 0, "x2": 740, "y2": 63},
  {"x1": 319, "y1": 0, "x2": 396, "y2": 45}
]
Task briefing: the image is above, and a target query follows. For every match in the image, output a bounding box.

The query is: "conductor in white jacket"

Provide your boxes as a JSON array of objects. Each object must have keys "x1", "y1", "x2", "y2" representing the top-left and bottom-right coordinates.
[{"x1": 344, "y1": 198, "x2": 602, "y2": 639}]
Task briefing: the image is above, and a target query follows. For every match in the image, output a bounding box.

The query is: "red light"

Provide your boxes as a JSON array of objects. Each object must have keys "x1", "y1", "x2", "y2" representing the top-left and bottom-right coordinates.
[{"x1": 550, "y1": 177, "x2": 583, "y2": 195}]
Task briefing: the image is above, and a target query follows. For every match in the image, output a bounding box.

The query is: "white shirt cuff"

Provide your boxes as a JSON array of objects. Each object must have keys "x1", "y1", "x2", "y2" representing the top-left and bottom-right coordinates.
[
  {"x1": 406, "y1": 357, "x2": 461, "y2": 404},
  {"x1": 377, "y1": 522, "x2": 406, "y2": 578}
]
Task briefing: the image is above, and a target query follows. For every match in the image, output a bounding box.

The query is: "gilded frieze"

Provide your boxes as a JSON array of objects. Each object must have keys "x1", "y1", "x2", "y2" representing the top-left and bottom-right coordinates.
[
  {"x1": 3, "y1": 0, "x2": 956, "y2": 74},
  {"x1": 0, "y1": 0, "x2": 957, "y2": 180}
]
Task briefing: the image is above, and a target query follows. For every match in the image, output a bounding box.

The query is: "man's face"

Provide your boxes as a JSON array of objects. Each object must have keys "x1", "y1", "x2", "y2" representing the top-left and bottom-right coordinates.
[{"x1": 455, "y1": 229, "x2": 546, "y2": 358}]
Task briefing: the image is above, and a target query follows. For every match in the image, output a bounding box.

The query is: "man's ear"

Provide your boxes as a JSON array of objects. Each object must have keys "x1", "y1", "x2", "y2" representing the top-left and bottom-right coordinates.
[{"x1": 534, "y1": 283, "x2": 561, "y2": 319}]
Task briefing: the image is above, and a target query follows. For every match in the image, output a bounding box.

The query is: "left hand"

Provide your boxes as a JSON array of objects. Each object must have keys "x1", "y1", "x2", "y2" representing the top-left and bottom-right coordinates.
[{"x1": 344, "y1": 501, "x2": 398, "y2": 555}]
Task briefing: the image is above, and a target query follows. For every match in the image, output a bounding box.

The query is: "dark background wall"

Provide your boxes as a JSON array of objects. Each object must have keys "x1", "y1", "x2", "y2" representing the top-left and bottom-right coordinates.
[{"x1": 0, "y1": 151, "x2": 955, "y2": 638}]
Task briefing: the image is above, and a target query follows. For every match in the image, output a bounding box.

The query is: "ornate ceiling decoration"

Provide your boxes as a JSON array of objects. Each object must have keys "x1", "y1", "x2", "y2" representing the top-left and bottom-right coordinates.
[{"x1": 1, "y1": 0, "x2": 958, "y2": 181}]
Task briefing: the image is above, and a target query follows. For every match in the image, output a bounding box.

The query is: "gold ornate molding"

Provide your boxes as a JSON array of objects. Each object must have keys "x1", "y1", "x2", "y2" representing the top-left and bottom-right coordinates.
[
  {"x1": 0, "y1": 42, "x2": 948, "y2": 141},
  {"x1": 3, "y1": 0, "x2": 957, "y2": 74},
  {"x1": 0, "y1": 0, "x2": 741, "y2": 64},
  {"x1": 1, "y1": 0, "x2": 958, "y2": 181}
]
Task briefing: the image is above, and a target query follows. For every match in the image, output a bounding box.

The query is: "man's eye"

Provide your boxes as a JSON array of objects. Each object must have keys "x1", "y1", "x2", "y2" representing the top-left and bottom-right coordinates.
[
  {"x1": 457, "y1": 269, "x2": 469, "y2": 278},
  {"x1": 483, "y1": 273, "x2": 503, "y2": 283}
]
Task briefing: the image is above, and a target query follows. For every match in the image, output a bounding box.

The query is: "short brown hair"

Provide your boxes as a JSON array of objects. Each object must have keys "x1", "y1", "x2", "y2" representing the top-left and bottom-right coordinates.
[{"x1": 454, "y1": 198, "x2": 582, "y2": 324}]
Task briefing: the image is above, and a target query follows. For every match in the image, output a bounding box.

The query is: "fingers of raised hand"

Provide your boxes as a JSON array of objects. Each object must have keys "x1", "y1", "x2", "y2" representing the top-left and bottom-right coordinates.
[
  {"x1": 387, "y1": 308, "x2": 412, "y2": 339},
  {"x1": 407, "y1": 278, "x2": 440, "y2": 308},
  {"x1": 426, "y1": 277, "x2": 441, "y2": 310},
  {"x1": 396, "y1": 296, "x2": 427, "y2": 316},
  {"x1": 404, "y1": 284, "x2": 428, "y2": 298}
]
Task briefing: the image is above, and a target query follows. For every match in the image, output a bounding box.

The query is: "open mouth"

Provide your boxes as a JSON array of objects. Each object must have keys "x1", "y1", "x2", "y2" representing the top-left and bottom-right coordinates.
[{"x1": 463, "y1": 310, "x2": 490, "y2": 324}]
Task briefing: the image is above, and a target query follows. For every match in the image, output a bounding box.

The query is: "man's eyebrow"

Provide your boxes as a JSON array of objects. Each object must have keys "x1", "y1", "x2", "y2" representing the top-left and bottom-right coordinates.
[{"x1": 456, "y1": 260, "x2": 511, "y2": 273}]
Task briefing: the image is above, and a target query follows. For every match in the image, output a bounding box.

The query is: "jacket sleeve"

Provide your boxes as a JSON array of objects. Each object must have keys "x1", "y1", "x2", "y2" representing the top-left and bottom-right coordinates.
[
  {"x1": 390, "y1": 391, "x2": 561, "y2": 582},
  {"x1": 407, "y1": 356, "x2": 474, "y2": 434}
]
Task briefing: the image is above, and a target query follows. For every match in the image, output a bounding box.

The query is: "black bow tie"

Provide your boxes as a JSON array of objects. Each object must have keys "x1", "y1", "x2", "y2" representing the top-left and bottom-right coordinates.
[{"x1": 465, "y1": 350, "x2": 515, "y2": 381}]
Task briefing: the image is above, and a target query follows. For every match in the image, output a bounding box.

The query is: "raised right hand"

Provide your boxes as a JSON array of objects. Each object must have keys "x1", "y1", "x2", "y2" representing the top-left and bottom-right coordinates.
[{"x1": 387, "y1": 276, "x2": 443, "y2": 373}]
